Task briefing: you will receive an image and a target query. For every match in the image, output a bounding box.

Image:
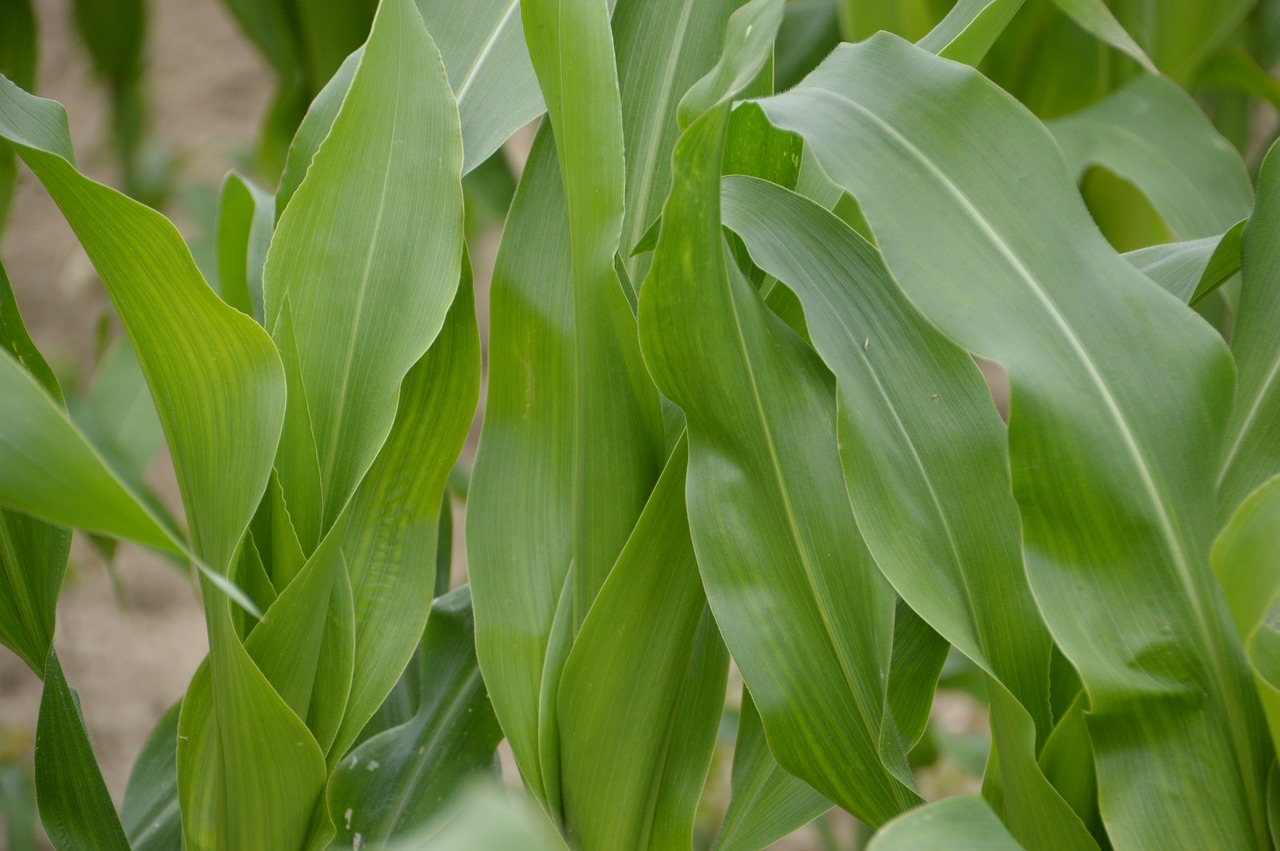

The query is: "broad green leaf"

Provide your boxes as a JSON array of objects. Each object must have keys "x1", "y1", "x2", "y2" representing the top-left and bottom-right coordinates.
[
  {"x1": 0, "y1": 72, "x2": 284, "y2": 578},
  {"x1": 467, "y1": 125, "x2": 572, "y2": 808},
  {"x1": 521, "y1": 0, "x2": 663, "y2": 624},
  {"x1": 918, "y1": 0, "x2": 1024, "y2": 66},
  {"x1": 1213, "y1": 476, "x2": 1280, "y2": 750},
  {"x1": 721, "y1": 176, "x2": 1095, "y2": 850},
  {"x1": 639, "y1": 0, "x2": 917, "y2": 824},
  {"x1": 558, "y1": 441, "x2": 729, "y2": 850},
  {"x1": 1050, "y1": 74, "x2": 1253, "y2": 240},
  {"x1": 275, "y1": 47, "x2": 361, "y2": 219},
  {"x1": 215, "y1": 170, "x2": 274, "y2": 323},
  {"x1": 122, "y1": 701, "x2": 182, "y2": 851},
  {"x1": 265, "y1": 0, "x2": 464, "y2": 549},
  {"x1": 713, "y1": 688, "x2": 831, "y2": 851},
  {"x1": 758, "y1": 35, "x2": 1271, "y2": 849},
  {"x1": 416, "y1": 0, "x2": 543, "y2": 175},
  {"x1": 34, "y1": 650, "x2": 130, "y2": 851},
  {"x1": 866, "y1": 796, "x2": 1024, "y2": 851},
  {"x1": 403, "y1": 785, "x2": 567, "y2": 851},
  {"x1": 0, "y1": 262, "x2": 69, "y2": 676},
  {"x1": 1220, "y1": 140, "x2": 1280, "y2": 517},
  {"x1": 1124, "y1": 220, "x2": 1245, "y2": 305},
  {"x1": 327, "y1": 587, "x2": 503, "y2": 848}
]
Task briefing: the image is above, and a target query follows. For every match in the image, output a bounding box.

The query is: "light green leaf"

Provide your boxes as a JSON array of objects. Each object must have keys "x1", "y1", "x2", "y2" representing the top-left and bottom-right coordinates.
[
  {"x1": 866, "y1": 796, "x2": 1024, "y2": 851},
  {"x1": 1124, "y1": 220, "x2": 1245, "y2": 305},
  {"x1": 558, "y1": 441, "x2": 729, "y2": 850},
  {"x1": 1220, "y1": 140, "x2": 1280, "y2": 518},
  {"x1": 122, "y1": 700, "x2": 182, "y2": 851},
  {"x1": 264, "y1": 0, "x2": 464, "y2": 549},
  {"x1": 721, "y1": 176, "x2": 1095, "y2": 850},
  {"x1": 1048, "y1": 0, "x2": 1155, "y2": 74},
  {"x1": 327, "y1": 587, "x2": 503, "y2": 848},
  {"x1": 34, "y1": 650, "x2": 130, "y2": 851},
  {"x1": 416, "y1": 0, "x2": 542, "y2": 175},
  {"x1": 1213, "y1": 476, "x2": 1280, "y2": 750},
  {"x1": 758, "y1": 34, "x2": 1271, "y2": 848},
  {"x1": 215, "y1": 170, "x2": 274, "y2": 323},
  {"x1": 402, "y1": 785, "x2": 567, "y2": 851},
  {"x1": 918, "y1": 0, "x2": 1024, "y2": 66},
  {"x1": 639, "y1": 2, "x2": 917, "y2": 824},
  {"x1": 713, "y1": 688, "x2": 831, "y2": 851},
  {"x1": 1050, "y1": 74, "x2": 1253, "y2": 241}
]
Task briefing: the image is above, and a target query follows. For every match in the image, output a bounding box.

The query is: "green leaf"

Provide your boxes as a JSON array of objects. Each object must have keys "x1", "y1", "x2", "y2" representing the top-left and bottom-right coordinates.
[
  {"x1": 1047, "y1": 0, "x2": 1155, "y2": 74},
  {"x1": 403, "y1": 785, "x2": 567, "y2": 851},
  {"x1": 713, "y1": 688, "x2": 831, "y2": 851},
  {"x1": 1220, "y1": 140, "x2": 1280, "y2": 518},
  {"x1": 1049, "y1": 74, "x2": 1253, "y2": 241},
  {"x1": 264, "y1": 0, "x2": 464, "y2": 551},
  {"x1": 0, "y1": 71, "x2": 285, "y2": 579},
  {"x1": 0, "y1": 261, "x2": 70, "y2": 676},
  {"x1": 639, "y1": 0, "x2": 917, "y2": 825},
  {"x1": 122, "y1": 701, "x2": 182, "y2": 851},
  {"x1": 416, "y1": 0, "x2": 543, "y2": 175},
  {"x1": 758, "y1": 34, "x2": 1272, "y2": 849},
  {"x1": 34, "y1": 650, "x2": 130, "y2": 851},
  {"x1": 1124, "y1": 220, "x2": 1245, "y2": 305},
  {"x1": 839, "y1": 0, "x2": 948, "y2": 42},
  {"x1": 720, "y1": 176, "x2": 1094, "y2": 850},
  {"x1": 327, "y1": 587, "x2": 503, "y2": 848},
  {"x1": 215, "y1": 170, "x2": 274, "y2": 323},
  {"x1": 1197, "y1": 49, "x2": 1280, "y2": 114},
  {"x1": 558, "y1": 440, "x2": 730, "y2": 849},
  {"x1": 0, "y1": 762, "x2": 36, "y2": 851},
  {"x1": 1213, "y1": 476, "x2": 1280, "y2": 751},
  {"x1": 0, "y1": 0, "x2": 35, "y2": 229},
  {"x1": 918, "y1": 0, "x2": 1024, "y2": 66},
  {"x1": 774, "y1": 0, "x2": 840, "y2": 92},
  {"x1": 866, "y1": 796, "x2": 1024, "y2": 851},
  {"x1": 1109, "y1": 0, "x2": 1253, "y2": 84}
]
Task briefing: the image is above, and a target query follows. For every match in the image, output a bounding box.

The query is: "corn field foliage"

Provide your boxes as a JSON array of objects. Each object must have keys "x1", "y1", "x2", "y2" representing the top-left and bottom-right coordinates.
[{"x1": 1, "y1": 0, "x2": 1280, "y2": 848}]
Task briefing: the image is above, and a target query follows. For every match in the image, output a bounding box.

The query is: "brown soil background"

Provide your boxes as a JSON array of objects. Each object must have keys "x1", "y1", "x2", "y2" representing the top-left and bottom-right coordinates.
[{"x1": 0, "y1": 2, "x2": 980, "y2": 847}]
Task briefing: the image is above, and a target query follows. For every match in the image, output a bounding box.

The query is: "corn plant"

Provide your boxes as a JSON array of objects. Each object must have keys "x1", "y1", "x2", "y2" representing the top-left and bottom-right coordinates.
[{"x1": 2, "y1": 0, "x2": 1280, "y2": 849}]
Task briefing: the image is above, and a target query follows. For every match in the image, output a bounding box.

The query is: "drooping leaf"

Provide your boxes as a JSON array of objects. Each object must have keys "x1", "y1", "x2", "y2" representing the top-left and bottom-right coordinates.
[
  {"x1": 328, "y1": 587, "x2": 502, "y2": 848},
  {"x1": 1050, "y1": 74, "x2": 1253, "y2": 241},
  {"x1": 758, "y1": 35, "x2": 1271, "y2": 848},
  {"x1": 264, "y1": 0, "x2": 464, "y2": 550},
  {"x1": 34, "y1": 650, "x2": 130, "y2": 851},
  {"x1": 558, "y1": 441, "x2": 729, "y2": 849},
  {"x1": 1047, "y1": 0, "x2": 1155, "y2": 74},
  {"x1": 713, "y1": 688, "x2": 831, "y2": 851},
  {"x1": 122, "y1": 700, "x2": 182, "y2": 851},
  {"x1": 918, "y1": 0, "x2": 1024, "y2": 66},
  {"x1": 1220, "y1": 139, "x2": 1280, "y2": 517}
]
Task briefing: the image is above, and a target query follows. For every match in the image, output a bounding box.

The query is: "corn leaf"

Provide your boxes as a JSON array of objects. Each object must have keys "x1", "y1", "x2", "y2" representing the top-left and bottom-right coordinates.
[
  {"x1": 639, "y1": 0, "x2": 919, "y2": 825},
  {"x1": 918, "y1": 0, "x2": 1024, "y2": 66},
  {"x1": 1048, "y1": 0, "x2": 1154, "y2": 74},
  {"x1": 757, "y1": 35, "x2": 1271, "y2": 848},
  {"x1": 264, "y1": 0, "x2": 464, "y2": 551},
  {"x1": 558, "y1": 440, "x2": 729, "y2": 849},
  {"x1": 34, "y1": 649, "x2": 130, "y2": 851},
  {"x1": 1124, "y1": 220, "x2": 1245, "y2": 305},
  {"x1": 713, "y1": 688, "x2": 831, "y2": 851},
  {"x1": 1109, "y1": 0, "x2": 1253, "y2": 83},
  {"x1": 721, "y1": 176, "x2": 1095, "y2": 850},
  {"x1": 1220, "y1": 140, "x2": 1280, "y2": 518},
  {"x1": 1213, "y1": 475, "x2": 1280, "y2": 750},
  {"x1": 215, "y1": 170, "x2": 274, "y2": 323},
  {"x1": 1050, "y1": 74, "x2": 1253, "y2": 240},
  {"x1": 122, "y1": 700, "x2": 182, "y2": 851},
  {"x1": 866, "y1": 796, "x2": 1024, "y2": 851},
  {"x1": 327, "y1": 587, "x2": 503, "y2": 848}
]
